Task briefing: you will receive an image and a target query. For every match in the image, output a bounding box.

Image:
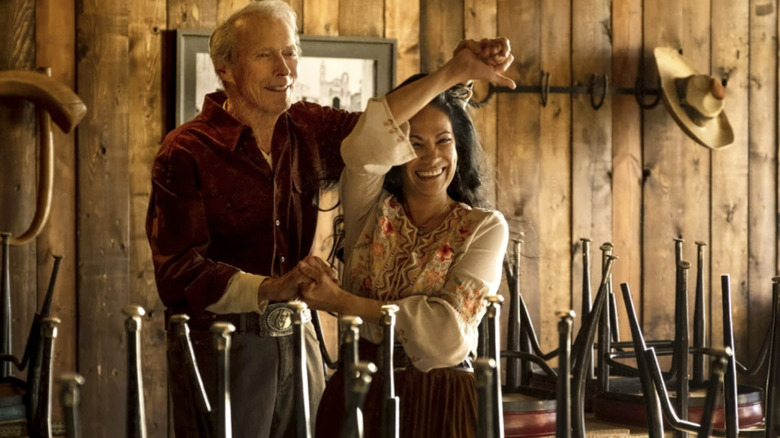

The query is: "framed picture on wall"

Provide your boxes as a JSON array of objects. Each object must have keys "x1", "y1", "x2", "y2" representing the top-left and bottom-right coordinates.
[{"x1": 173, "y1": 29, "x2": 397, "y2": 127}]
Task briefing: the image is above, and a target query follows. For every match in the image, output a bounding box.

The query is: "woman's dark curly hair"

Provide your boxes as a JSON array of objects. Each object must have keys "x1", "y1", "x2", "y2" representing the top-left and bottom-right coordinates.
[{"x1": 383, "y1": 73, "x2": 492, "y2": 209}]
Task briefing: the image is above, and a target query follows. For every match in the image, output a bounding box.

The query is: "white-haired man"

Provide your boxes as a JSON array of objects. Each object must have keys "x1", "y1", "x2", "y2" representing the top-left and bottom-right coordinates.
[{"x1": 146, "y1": 1, "x2": 358, "y2": 436}]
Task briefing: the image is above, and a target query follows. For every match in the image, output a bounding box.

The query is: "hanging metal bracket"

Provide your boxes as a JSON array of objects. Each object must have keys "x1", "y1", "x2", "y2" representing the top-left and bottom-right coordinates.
[{"x1": 474, "y1": 70, "x2": 662, "y2": 111}]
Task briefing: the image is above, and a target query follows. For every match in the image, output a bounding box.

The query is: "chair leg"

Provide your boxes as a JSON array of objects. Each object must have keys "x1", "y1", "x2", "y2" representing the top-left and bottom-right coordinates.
[
  {"x1": 476, "y1": 358, "x2": 496, "y2": 438},
  {"x1": 765, "y1": 278, "x2": 780, "y2": 438},
  {"x1": 290, "y1": 302, "x2": 311, "y2": 438},
  {"x1": 58, "y1": 373, "x2": 85, "y2": 438},
  {"x1": 123, "y1": 306, "x2": 148, "y2": 438},
  {"x1": 211, "y1": 321, "x2": 235, "y2": 438},
  {"x1": 721, "y1": 275, "x2": 740, "y2": 438},
  {"x1": 673, "y1": 261, "x2": 691, "y2": 438},
  {"x1": 556, "y1": 311, "x2": 574, "y2": 438},
  {"x1": 340, "y1": 362, "x2": 377, "y2": 438},
  {"x1": 485, "y1": 295, "x2": 505, "y2": 438},
  {"x1": 380, "y1": 305, "x2": 400, "y2": 438},
  {"x1": 621, "y1": 283, "x2": 664, "y2": 438}
]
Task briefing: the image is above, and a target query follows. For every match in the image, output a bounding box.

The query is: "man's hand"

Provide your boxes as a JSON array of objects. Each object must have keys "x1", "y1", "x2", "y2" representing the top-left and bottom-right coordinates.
[
  {"x1": 297, "y1": 256, "x2": 344, "y2": 313},
  {"x1": 257, "y1": 263, "x2": 316, "y2": 303}
]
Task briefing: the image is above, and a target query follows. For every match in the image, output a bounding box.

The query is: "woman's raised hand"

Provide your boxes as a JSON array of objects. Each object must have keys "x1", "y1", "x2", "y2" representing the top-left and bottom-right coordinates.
[{"x1": 452, "y1": 37, "x2": 515, "y2": 88}]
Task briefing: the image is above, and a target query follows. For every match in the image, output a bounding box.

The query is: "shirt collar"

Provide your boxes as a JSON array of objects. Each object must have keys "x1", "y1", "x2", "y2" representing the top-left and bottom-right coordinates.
[
  {"x1": 200, "y1": 91, "x2": 290, "y2": 153},
  {"x1": 200, "y1": 91, "x2": 245, "y2": 152}
]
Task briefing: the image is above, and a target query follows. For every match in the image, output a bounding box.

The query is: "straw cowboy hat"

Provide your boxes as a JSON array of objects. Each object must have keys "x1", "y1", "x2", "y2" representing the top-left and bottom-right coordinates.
[{"x1": 654, "y1": 47, "x2": 734, "y2": 149}]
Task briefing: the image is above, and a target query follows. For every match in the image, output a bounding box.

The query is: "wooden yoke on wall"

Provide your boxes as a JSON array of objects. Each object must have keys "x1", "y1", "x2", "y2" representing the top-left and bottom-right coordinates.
[{"x1": 0, "y1": 69, "x2": 85, "y2": 245}]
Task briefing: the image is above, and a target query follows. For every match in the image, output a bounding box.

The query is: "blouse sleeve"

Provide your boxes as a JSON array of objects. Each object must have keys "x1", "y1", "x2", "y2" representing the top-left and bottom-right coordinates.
[
  {"x1": 393, "y1": 211, "x2": 509, "y2": 372},
  {"x1": 339, "y1": 98, "x2": 417, "y2": 262}
]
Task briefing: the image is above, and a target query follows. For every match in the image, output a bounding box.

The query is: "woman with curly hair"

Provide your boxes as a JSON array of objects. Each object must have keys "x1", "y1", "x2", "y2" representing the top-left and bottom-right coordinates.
[{"x1": 302, "y1": 39, "x2": 515, "y2": 438}]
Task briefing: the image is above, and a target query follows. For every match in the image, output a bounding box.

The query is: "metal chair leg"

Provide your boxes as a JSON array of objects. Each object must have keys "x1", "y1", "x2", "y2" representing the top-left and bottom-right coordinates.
[
  {"x1": 721, "y1": 275, "x2": 740, "y2": 438},
  {"x1": 170, "y1": 314, "x2": 213, "y2": 437},
  {"x1": 58, "y1": 373, "x2": 85, "y2": 438},
  {"x1": 621, "y1": 283, "x2": 664, "y2": 438},
  {"x1": 290, "y1": 302, "x2": 311, "y2": 438},
  {"x1": 340, "y1": 362, "x2": 377, "y2": 438},
  {"x1": 766, "y1": 277, "x2": 780, "y2": 438},
  {"x1": 485, "y1": 295, "x2": 505, "y2": 438},
  {"x1": 210, "y1": 322, "x2": 235, "y2": 438},
  {"x1": 380, "y1": 304, "x2": 400, "y2": 438},
  {"x1": 124, "y1": 305, "x2": 147, "y2": 438},
  {"x1": 556, "y1": 311, "x2": 574, "y2": 438},
  {"x1": 475, "y1": 358, "x2": 496, "y2": 438},
  {"x1": 33, "y1": 317, "x2": 60, "y2": 438}
]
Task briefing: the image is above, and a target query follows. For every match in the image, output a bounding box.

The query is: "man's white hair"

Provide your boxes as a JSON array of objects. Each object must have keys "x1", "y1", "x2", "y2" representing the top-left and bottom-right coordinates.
[{"x1": 209, "y1": 0, "x2": 300, "y2": 73}]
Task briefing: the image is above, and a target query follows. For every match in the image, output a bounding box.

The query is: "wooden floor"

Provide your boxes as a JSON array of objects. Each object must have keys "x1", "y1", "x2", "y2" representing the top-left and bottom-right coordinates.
[{"x1": 547, "y1": 414, "x2": 674, "y2": 437}]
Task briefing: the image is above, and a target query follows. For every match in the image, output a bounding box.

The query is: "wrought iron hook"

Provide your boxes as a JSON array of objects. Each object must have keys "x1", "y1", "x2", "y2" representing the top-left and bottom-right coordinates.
[
  {"x1": 634, "y1": 75, "x2": 662, "y2": 109},
  {"x1": 539, "y1": 71, "x2": 551, "y2": 107},
  {"x1": 589, "y1": 73, "x2": 608, "y2": 110}
]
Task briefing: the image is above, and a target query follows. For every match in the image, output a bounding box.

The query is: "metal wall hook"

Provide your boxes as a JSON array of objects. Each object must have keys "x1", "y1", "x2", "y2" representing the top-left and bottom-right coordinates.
[
  {"x1": 478, "y1": 73, "x2": 661, "y2": 111},
  {"x1": 540, "y1": 71, "x2": 551, "y2": 107},
  {"x1": 634, "y1": 75, "x2": 662, "y2": 109},
  {"x1": 589, "y1": 73, "x2": 608, "y2": 110}
]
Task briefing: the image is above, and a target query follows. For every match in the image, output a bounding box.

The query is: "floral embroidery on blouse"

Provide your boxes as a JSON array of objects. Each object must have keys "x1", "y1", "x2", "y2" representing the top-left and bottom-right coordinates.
[{"x1": 347, "y1": 193, "x2": 491, "y2": 324}]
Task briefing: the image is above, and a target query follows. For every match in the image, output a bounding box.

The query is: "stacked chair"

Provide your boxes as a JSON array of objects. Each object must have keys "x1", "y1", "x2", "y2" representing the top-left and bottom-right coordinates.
[
  {"x1": 480, "y1": 291, "x2": 579, "y2": 438},
  {"x1": 619, "y1": 274, "x2": 780, "y2": 437},
  {"x1": 0, "y1": 243, "x2": 64, "y2": 438},
  {"x1": 593, "y1": 239, "x2": 770, "y2": 434},
  {"x1": 496, "y1": 235, "x2": 617, "y2": 437}
]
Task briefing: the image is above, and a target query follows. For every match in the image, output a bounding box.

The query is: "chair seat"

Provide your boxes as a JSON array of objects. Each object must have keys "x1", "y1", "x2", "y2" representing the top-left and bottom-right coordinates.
[
  {"x1": 502, "y1": 392, "x2": 556, "y2": 438},
  {"x1": 592, "y1": 384, "x2": 764, "y2": 429}
]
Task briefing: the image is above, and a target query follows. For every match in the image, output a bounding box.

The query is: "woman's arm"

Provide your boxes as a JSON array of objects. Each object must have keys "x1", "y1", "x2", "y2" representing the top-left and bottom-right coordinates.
[{"x1": 392, "y1": 211, "x2": 508, "y2": 371}]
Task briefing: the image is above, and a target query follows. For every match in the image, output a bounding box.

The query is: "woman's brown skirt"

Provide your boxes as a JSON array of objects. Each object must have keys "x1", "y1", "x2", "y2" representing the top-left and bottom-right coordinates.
[{"x1": 315, "y1": 341, "x2": 478, "y2": 438}]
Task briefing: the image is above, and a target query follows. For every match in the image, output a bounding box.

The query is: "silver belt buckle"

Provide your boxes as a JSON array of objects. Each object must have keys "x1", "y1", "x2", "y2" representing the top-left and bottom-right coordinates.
[{"x1": 263, "y1": 303, "x2": 294, "y2": 337}]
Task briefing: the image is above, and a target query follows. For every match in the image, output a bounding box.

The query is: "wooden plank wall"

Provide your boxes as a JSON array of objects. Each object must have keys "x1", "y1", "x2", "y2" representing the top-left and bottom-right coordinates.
[{"x1": 0, "y1": 0, "x2": 775, "y2": 434}]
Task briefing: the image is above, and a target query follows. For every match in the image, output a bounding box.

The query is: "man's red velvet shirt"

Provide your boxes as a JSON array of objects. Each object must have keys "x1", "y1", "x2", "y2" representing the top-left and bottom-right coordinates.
[{"x1": 146, "y1": 91, "x2": 360, "y2": 314}]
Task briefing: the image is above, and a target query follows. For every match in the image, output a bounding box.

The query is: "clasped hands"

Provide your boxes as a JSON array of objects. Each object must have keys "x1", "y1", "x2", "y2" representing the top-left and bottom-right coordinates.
[{"x1": 258, "y1": 255, "x2": 342, "y2": 310}]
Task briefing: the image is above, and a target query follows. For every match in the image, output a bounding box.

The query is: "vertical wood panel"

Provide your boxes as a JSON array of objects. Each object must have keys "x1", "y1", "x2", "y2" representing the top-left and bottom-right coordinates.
[
  {"x1": 217, "y1": 0, "x2": 249, "y2": 24},
  {"x1": 681, "y1": 0, "x2": 713, "y2": 361},
  {"x1": 166, "y1": 0, "x2": 216, "y2": 28},
  {"x1": 0, "y1": 0, "x2": 37, "y2": 381},
  {"x1": 303, "y1": 0, "x2": 338, "y2": 35},
  {"x1": 497, "y1": 0, "x2": 542, "y2": 340},
  {"x1": 76, "y1": 0, "x2": 131, "y2": 435},
  {"x1": 641, "y1": 0, "x2": 685, "y2": 342},
  {"x1": 464, "y1": 0, "x2": 497, "y2": 206},
  {"x1": 129, "y1": 0, "x2": 167, "y2": 435},
  {"x1": 711, "y1": 0, "x2": 750, "y2": 358},
  {"x1": 36, "y1": 0, "x2": 77, "y2": 422},
  {"x1": 746, "y1": 0, "x2": 777, "y2": 372},
  {"x1": 611, "y1": 0, "x2": 642, "y2": 340},
  {"x1": 538, "y1": 0, "x2": 571, "y2": 348},
  {"x1": 338, "y1": 0, "x2": 382, "y2": 37},
  {"x1": 420, "y1": 0, "x2": 463, "y2": 73},
  {"x1": 385, "y1": 0, "x2": 419, "y2": 84},
  {"x1": 571, "y1": 0, "x2": 612, "y2": 333}
]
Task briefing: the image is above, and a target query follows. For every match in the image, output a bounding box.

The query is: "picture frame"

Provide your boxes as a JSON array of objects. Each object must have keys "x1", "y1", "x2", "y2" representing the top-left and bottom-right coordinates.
[{"x1": 173, "y1": 29, "x2": 397, "y2": 127}]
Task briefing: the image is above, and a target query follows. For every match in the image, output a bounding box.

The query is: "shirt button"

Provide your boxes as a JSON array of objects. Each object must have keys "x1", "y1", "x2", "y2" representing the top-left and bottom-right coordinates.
[
  {"x1": 280, "y1": 256, "x2": 286, "y2": 263},
  {"x1": 275, "y1": 220, "x2": 280, "y2": 226}
]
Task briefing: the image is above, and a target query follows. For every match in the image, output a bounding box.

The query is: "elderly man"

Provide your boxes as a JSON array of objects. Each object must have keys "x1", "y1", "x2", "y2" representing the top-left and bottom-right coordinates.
[{"x1": 146, "y1": 1, "x2": 358, "y2": 436}]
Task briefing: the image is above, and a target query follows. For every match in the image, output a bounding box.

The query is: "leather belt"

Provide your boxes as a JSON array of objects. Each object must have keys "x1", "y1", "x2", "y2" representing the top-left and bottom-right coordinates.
[{"x1": 168, "y1": 302, "x2": 305, "y2": 337}]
